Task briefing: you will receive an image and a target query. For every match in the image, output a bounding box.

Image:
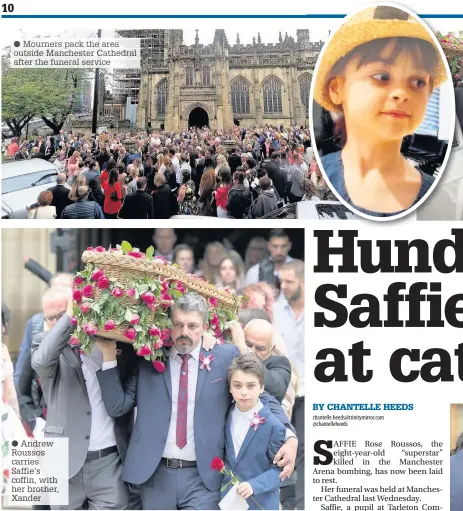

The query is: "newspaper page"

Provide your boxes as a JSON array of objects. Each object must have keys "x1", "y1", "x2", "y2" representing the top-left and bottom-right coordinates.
[{"x1": 0, "y1": 0, "x2": 462, "y2": 510}]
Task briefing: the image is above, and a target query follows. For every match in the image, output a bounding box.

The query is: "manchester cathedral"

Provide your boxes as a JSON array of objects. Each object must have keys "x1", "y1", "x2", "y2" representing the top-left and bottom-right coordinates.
[{"x1": 111, "y1": 29, "x2": 323, "y2": 131}]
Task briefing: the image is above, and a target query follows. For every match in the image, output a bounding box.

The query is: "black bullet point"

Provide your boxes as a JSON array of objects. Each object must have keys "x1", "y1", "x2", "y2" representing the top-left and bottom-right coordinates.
[
  {"x1": 12, "y1": 440, "x2": 18, "y2": 447},
  {"x1": 14, "y1": 41, "x2": 20, "y2": 47}
]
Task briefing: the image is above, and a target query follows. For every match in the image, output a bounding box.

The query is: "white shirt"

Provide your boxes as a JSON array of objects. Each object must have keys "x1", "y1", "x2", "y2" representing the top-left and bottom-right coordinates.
[
  {"x1": 230, "y1": 400, "x2": 263, "y2": 458},
  {"x1": 171, "y1": 156, "x2": 181, "y2": 184},
  {"x1": 162, "y1": 344, "x2": 201, "y2": 460},
  {"x1": 273, "y1": 298, "x2": 305, "y2": 396},
  {"x1": 81, "y1": 347, "x2": 117, "y2": 450}
]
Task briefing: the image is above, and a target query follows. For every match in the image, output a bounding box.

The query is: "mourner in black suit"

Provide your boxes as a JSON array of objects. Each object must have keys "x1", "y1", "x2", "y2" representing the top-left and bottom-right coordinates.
[
  {"x1": 118, "y1": 177, "x2": 154, "y2": 219},
  {"x1": 47, "y1": 174, "x2": 73, "y2": 218}
]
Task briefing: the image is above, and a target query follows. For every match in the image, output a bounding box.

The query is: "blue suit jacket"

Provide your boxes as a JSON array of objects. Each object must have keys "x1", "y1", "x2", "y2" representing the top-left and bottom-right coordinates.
[
  {"x1": 222, "y1": 404, "x2": 285, "y2": 510},
  {"x1": 97, "y1": 342, "x2": 293, "y2": 491},
  {"x1": 451, "y1": 450, "x2": 463, "y2": 511}
]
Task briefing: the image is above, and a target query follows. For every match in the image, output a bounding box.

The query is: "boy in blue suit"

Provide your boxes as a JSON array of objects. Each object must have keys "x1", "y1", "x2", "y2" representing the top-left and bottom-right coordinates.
[{"x1": 222, "y1": 354, "x2": 286, "y2": 510}]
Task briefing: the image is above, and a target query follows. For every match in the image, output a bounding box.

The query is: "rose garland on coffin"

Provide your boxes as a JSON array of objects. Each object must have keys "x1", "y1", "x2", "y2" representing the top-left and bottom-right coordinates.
[{"x1": 71, "y1": 242, "x2": 239, "y2": 372}]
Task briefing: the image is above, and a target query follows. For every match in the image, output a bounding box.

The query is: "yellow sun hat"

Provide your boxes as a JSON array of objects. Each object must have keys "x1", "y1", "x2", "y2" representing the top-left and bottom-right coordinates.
[{"x1": 313, "y1": 5, "x2": 448, "y2": 112}]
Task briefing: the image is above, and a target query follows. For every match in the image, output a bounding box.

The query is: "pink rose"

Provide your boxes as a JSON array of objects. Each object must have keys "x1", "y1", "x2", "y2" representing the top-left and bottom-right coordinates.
[
  {"x1": 160, "y1": 280, "x2": 169, "y2": 293},
  {"x1": 128, "y1": 251, "x2": 143, "y2": 258},
  {"x1": 91, "y1": 269, "x2": 104, "y2": 281},
  {"x1": 124, "y1": 328, "x2": 137, "y2": 341},
  {"x1": 210, "y1": 313, "x2": 220, "y2": 327},
  {"x1": 83, "y1": 323, "x2": 97, "y2": 336},
  {"x1": 161, "y1": 292, "x2": 172, "y2": 302},
  {"x1": 71, "y1": 316, "x2": 78, "y2": 326},
  {"x1": 86, "y1": 246, "x2": 94, "y2": 251},
  {"x1": 97, "y1": 277, "x2": 110, "y2": 290},
  {"x1": 209, "y1": 297, "x2": 218, "y2": 307},
  {"x1": 130, "y1": 314, "x2": 141, "y2": 325},
  {"x1": 136, "y1": 345, "x2": 152, "y2": 356},
  {"x1": 95, "y1": 246, "x2": 106, "y2": 252},
  {"x1": 152, "y1": 339, "x2": 163, "y2": 350},
  {"x1": 79, "y1": 302, "x2": 90, "y2": 314},
  {"x1": 126, "y1": 288, "x2": 136, "y2": 298},
  {"x1": 148, "y1": 326, "x2": 161, "y2": 337},
  {"x1": 111, "y1": 287, "x2": 123, "y2": 298},
  {"x1": 104, "y1": 320, "x2": 115, "y2": 331},
  {"x1": 173, "y1": 281, "x2": 185, "y2": 293},
  {"x1": 141, "y1": 292, "x2": 156, "y2": 305},
  {"x1": 73, "y1": 289, "x2": 83, "y2": 304},
  {"x1": 152, "y1": 360, "x2": 166, "y2": 373},
  {"x1": 161, "y1": 328, "x2": 171, "y2": 342},
  {"x1": 74, "y1": 276, "x2": 83, "y2": 286},
  {"x1": 69, "y1": 336, "x2": 80, "y2": 346},
  {"x1": 154, "y1": 256, "x2": 167, "y2": 263},
  {"x1": 82, "y1": 285, "x2": 93, "y2": 297}
]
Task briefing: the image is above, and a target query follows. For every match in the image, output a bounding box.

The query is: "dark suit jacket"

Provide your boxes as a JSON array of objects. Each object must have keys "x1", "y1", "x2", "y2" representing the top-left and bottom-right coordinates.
[
  {"x1": 31, "y1": 315, "x2": 137, "y2": 478},
  {"x1": 451, "y1": 450, "x2": 463, "y2": 511},
  {"x1": 119, "y1": 190, "x2": 154, "y2": 219},
  {"x1": 262, "y1": 355, "x2": 291, "y2": 403},
  {"x1": 97, "y1": 343, "x2": 294, "y2": 490},
  {"x1": 152, "y1": 184, "x2": 172, "y2": 219},
  {"x1": 47, "y1": 184, "x2": 73, "y2": 218}
]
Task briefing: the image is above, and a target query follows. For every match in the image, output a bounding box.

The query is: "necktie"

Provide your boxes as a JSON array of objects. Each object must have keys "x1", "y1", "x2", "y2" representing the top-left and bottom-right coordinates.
[{"x1": 176, "y1": 353, "x2": 191, "y2": 449}]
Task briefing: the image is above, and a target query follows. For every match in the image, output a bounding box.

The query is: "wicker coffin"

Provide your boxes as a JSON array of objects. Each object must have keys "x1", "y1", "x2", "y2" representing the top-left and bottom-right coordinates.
[{"x1": 80, "y1": 249, "x2": 241, "y2": 342}]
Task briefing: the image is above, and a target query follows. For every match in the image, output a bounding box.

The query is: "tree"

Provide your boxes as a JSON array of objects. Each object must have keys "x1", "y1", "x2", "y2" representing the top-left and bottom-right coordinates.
[
  {"x1": 37, "y1": 68, "x2": 90, "y2": 133},
  {"x1": 2, "y1": 55, "x2": 42, "y2": 137},
  {"x1": 2, "y1": 52, "x2": 91, "y2": 136}
]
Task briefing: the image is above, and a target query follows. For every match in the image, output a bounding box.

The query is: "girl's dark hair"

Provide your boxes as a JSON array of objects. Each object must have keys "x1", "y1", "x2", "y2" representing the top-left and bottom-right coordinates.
[
  {"x1": 109, "y1": 168, "x2": 119, "y2": 186},
  {"x1": 107, "y1": 159, "x2": 116, "y2": 170},
  {"x1": 329, "y1": 37, "x2": 438, "y2": 82},
  {"x1": 182, "y1": 170, "x2": 191, "y2": 185},
  {"x1": 329, "y1": 37, "x2": 439, "y2": 148},
  {"x1": 218, "y1": 167, "x2": 232, "y2": 186},
  {"x1": 233, "y1": 170, "x2": 245, "y2": 184}
]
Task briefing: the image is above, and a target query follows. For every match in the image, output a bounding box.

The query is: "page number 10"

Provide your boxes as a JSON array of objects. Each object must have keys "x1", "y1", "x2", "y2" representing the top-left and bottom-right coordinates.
[{"x1": 2, "y1": 3, "x2": 14, "y2": 11}]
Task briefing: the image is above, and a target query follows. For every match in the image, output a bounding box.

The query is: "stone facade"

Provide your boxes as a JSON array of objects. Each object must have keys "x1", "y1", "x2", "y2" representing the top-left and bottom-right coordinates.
[{"x1": 132, "y1": 29, "x2": 323, "y2": 131}]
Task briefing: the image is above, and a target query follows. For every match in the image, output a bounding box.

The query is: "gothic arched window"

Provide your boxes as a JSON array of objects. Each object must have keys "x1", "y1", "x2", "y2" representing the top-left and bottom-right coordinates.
[
  {"x1": 157, "y1": 79, "x2": 168, "y2": 117},
  {"x1": 263, "y1": 76, "x2": 282, "y2": 114},
  {"x1": 299, "y1": 73, "x2": 311, "y2": 117},
  {"x1": 186, "y1": 67, "x2": 194, "y2": 86},
  {"x1": 202, "y1": 67, "x2": 211, "y2": 86},
  {"x1": 231, "y1": 77, "x2": 250, "y2": 115}
]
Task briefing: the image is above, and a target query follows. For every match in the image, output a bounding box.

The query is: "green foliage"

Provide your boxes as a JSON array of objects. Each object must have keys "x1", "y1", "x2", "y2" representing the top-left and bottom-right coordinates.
[{"x1": 2, "y1": 50, "x2": 90, "y2": 134}]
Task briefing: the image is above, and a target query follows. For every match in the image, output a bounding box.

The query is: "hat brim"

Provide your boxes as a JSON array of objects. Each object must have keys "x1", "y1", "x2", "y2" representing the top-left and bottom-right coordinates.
[{"x1": 314, "y1": 18, "x2": 448, "y2": 112}]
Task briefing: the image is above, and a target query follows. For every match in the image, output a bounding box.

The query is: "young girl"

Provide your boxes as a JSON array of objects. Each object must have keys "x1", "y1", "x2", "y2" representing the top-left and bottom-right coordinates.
[{"x1": 314, "y1": 5, "x2": 448, "y2": 217}]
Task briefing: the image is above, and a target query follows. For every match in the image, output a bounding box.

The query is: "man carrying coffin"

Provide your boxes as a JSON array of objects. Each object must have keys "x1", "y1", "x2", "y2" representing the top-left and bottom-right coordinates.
[{"x1": 96, "y1": 292, "x2": 297, "y2": 509}]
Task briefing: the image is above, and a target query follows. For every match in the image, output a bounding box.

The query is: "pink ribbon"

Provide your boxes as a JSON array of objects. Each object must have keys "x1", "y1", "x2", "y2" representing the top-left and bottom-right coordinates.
[
  {"x1": 250, "y1": 412, "x2": 267, "y2": 431},
  {"x1": 199, "y1": 353, "x2": 214, "y2": 371}
]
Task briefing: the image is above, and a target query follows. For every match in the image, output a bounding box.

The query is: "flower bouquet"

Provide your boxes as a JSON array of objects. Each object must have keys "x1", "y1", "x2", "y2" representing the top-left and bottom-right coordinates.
[{"x1": 71, "y1": 242, "x2": 241, "y2": 372}]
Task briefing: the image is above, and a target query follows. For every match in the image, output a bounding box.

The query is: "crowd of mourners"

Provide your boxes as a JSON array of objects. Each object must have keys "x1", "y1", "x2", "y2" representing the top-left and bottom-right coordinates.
[
  {"x1": 2, "y1": 228, "x2": 305, "y2": 510},
  {"x1": 5, "y1": 124, "x2": 335, "y2": 219}
]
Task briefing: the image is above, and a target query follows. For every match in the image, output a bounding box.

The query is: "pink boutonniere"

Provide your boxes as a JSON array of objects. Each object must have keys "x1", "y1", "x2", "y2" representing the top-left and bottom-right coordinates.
[
  {"x1": 199, "y1": 353, "x2": 215, "y2": 371},
  {"x1": 250, "y1": 412, "x2": 267, "y2": 431}
]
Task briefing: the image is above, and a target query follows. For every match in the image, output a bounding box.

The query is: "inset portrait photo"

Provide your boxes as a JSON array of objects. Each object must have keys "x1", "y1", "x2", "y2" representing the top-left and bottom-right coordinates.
[{"x1": 310, "y1": 3, "x2": 455, "y2": 220}]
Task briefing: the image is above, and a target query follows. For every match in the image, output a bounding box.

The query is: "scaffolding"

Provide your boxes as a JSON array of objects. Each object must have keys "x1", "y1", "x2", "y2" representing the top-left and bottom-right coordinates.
[{"x1": 112, "y1": 29, "x2": 173, "y2": 104}]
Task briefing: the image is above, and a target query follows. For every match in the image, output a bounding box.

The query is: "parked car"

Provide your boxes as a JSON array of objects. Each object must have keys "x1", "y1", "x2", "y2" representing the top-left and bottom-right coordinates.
[{"x1": 2, "y1": 159, "x2": 58, "y2": 219}]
